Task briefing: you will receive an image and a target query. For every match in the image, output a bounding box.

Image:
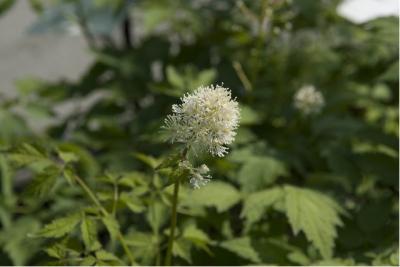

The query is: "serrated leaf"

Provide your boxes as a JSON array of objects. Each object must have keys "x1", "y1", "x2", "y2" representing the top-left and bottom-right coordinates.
[
  {"x1": 183, "y1": 224, "x2": 211, "y2": 244},
  {"x1": 80, "y1": 256, "x2": 97, "y2": 266},
  {"x1": 36, "y1": 213, "x2": 81, "y2": 238},
  {"x1": 57, "y1": 150, "x2": 79, "y2": 164},
  {"x1": 125, "y1": 232, "x2": 154, "y2": 247},
  {"x1": 182, "y1": 224, "x2": 212, "y2": 254},
  {"x1": 44, "y1": 241, "x2": 80, "y2": 260},
  {"x1": 134, "y1": 153, "x2": 159, "y2": 169},
  {"x1": 173, "y1": 238, "x2": 192, "y2": 263},
  {"x1": 283, "y1": 185, "x2": 344, "y2": 259},
  {"x1": 120, "y1": 192, "x2": 145, "y2": 213},
  {"x1": 287, "y1": 251, "x2": 311, "y2": 265},
  {"x1": 146, "y1": 201, "x2": 168, "y2": 233},
  {"x1": 101, "y1": 215, "x2": 120, "y2": 242},
  {"x1": 237, "y1": 156, "x2": 288, "y2": 192},
  {"x1": 95, "y1": 250, "x2": 125, "y2": 265},
  {"x1": 125, "y1": 232, "x2": 158, "y2": 265},
  {"x1": 0, "y1": 217, "x2": 41, "y2": 265},
  {"x1": 220, "y1": 237, "x2": 261, "y2": 263},
  {"x1": 57, "y1": 143, "x2": 100, "y2": 178},
  {"x1": 8, "y1": 143, "x2": 51, "y2": 166},
  {"x1": 25, "y1": 166, "x2": 60, "y2": 197},
  {"x1": 81, "y1": 215, "x2": 100, "y2": 251},
  {"x1": 45, "y1": 243, "x2": 67, "y2": 260},
  {"x1": 241, "y1": 187, "x2": 284, "y2": 227},
  {"x1": 181, "y1": 181, "x2": 241, "y2": 212}
]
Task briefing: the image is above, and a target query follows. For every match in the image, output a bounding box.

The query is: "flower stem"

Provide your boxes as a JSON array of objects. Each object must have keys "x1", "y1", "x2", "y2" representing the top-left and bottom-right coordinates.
[
  {"x1": 164, "y1": 180, "x2": 180, "y2": 266},
  {"x1": 73, "y1": 174, "x2": 136, "y2": 265}
]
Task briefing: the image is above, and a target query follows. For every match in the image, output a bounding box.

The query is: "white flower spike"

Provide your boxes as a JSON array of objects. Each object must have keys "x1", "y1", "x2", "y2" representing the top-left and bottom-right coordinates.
[
  {"x1": 164, "y1": 84, "x2": 240, "y2": 157},
  {"x1": 294, "y1": 85, "x2": 325, "y2": 115}
]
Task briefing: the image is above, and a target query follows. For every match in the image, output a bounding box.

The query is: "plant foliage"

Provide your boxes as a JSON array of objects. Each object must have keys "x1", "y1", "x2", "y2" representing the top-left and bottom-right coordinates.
[{"x1": 0, "y1": 0, "x2": 398, "y2": 265}]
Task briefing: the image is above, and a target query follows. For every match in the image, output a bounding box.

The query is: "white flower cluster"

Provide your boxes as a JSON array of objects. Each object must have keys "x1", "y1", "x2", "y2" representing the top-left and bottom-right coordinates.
[
  {"x1": 178, "y1": 161, "x2": 211, "y2": 189},
  {"x1": 189, "y1": 164, "x2": 211, "y2": 189},
  {"x1": 293, "y1": 85, "x2": 325, "y2": 115},
  {"x1": 164, "y1": 85, "x2": 240, "y2": 157}
]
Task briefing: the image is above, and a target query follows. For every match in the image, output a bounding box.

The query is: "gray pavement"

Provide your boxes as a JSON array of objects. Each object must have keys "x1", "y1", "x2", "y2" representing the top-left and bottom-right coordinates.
[{"x1": 0, "y1": 0, "x2": 92, "y2": 96}]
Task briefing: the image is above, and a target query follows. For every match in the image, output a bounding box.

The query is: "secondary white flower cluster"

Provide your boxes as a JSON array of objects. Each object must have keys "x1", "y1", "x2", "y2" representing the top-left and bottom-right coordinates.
[
  {"x1": 164, "y1": 84, "x2": 240, "y2": 157},
  {"x1": 178, "y1": 161, "x2": 211, "y2": 189},
  {"x1": 189, "y1": 164, "x2": 211, "y2": 189},
  {"x1": 293, "y1": 85, "x2": 325, "y2": 115}
]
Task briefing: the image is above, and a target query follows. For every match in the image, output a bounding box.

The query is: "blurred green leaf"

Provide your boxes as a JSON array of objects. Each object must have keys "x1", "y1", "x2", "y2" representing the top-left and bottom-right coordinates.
[
  {"x1": 0, "y1": 217, "x2": 41, "y2": 265},
  {"x1": 101, "y1": 215, "x2": 120, "y2": 242},
  {"x1": 182, "y1": 181, "x2": 241, "y2": 212},
  {"x1": 241, "y1": 187, "x2": 284, "y2": 228},
  {"x1": 81, "y1": 214, "x2": 100, "y2": 251},
  {"x1": 237, "y1": 156, "x2": 288, "y2": 192},
  {"x1": 220, "y1": 237, "x2": 261, "y2": 263},
  {"x1": 36, "y1": 213, "x2": 81, "y2": 238}
]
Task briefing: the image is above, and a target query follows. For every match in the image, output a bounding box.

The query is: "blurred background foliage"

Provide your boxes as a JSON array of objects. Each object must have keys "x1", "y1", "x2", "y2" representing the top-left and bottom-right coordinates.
[{"x1": 0, "y1": 0, "x2": 398, "y2": 265}]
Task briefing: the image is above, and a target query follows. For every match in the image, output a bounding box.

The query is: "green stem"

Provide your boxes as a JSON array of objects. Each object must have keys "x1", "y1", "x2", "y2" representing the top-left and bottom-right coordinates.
[
  {"x1": 164, "y1": 180, "x2": 180, "y2": 266},
  {"x1": 74, "y1": 175, "x2": 107, "y2": 215},
  {"x1": 73, "y1": 175, "x2": 136, "y2": 266}
]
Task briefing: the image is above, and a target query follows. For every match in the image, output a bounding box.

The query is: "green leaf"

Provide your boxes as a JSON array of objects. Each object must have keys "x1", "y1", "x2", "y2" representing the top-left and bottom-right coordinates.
[
  {"x1": 120, "y1": 192, "x2": 145, "y2": 213},
  {"x1": 182, "y1": 181, "x2": 241, "y2": 212},
  {"x1": 237, "y1": 156, "x2": 288, "y2": 192},
  {"x1": 283, "y1": 185, "x2": 344, "y2": 259},
  {"x1": 80, "y1": 256, "x2": 97, "y2": 266},
  {"x1": 95, "y1": 250, "x2": 125, "y2": 265},
  {"x1": 155, "y1": 152, "x2": 181, "y2": 170},
  {"x1": 182, "y1": 224, "x2": 212, "y2": 254},
  {"x1": 36, "y1": 213, "x2": 81, "y2": 238},
  {"x1": 134, "y1": 153, "x2": 159, "y2": 169},
  {"x1": 0, "y1": 155, "x2": 15, "y2": 207},
  {"x1": 25, "y1": 166, "x2": 60, "y2": 197},
  {"x1": 173, "y1": 238, "x2": 192, "y2": 263},
  {"x1": 192, "y1": 69, "x2": 217, "y2": 88},
  {"x1": 167, "y1": 66, "x2": 185, "y2": 89},
  {"x1": 0, "y1": 217, "x2": 41, "y2": 265},
  {"x1": 81, "y1": 215, "x2": 100, "y2": 251},
  {"x1": 146, "y1": 201, "x2": 168, "y2": 233},
  {"x1": 57, "y1": 143, "x2": 100, "y2": 178},
  {"x1": 287, "y1": 251, "x2": 311, "y2": 265},
  {"x1": 183, "y1": 224, "x2": 211, "y2": 244},
  {"x1": 8, "y1": 143, "x2": 51, "y2": 167},
  {"x1": 220, "y1": 237, "x2": 261, "y2": 263},
  {"x1": 101, "y1": 215, "x2": 120, "y2": 242},
  {"x1": 125, "y1": 232, "x2": 154, "y2": 247},
  {"x1": 125, "y1": 232, "x2": 158, "y2": 265},
  {"x1": 45, "y1": 243, "x2": 68, "y2": 260},
  {"x1": 240, "y1": 105, "x2": 261, "y2": 125},
  {"x1": 57, "y1": 150, "x2": 79, "y2": 164},
  {"x1": 241, "y1": 187, "x2": 284, "y2": 228}
]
